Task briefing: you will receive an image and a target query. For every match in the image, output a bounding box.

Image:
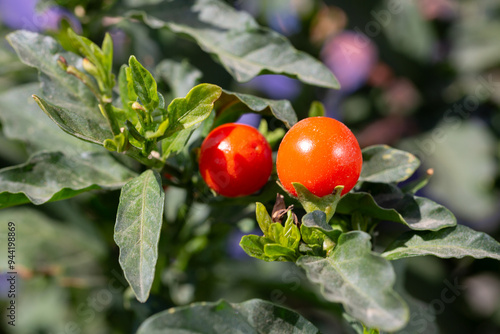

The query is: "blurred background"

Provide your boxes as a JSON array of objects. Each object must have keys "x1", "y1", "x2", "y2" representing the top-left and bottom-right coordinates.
[{"x1": 1, "y1": 0, "x2": 500, "y2": 333}]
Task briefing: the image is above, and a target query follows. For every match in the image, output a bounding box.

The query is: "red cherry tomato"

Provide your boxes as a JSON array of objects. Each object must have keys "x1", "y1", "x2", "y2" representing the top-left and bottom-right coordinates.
[
  {"x1": 199, "y1": 123, "x2": 273, "y2": 197},
  {"x1": 276, "y1": 117, "x2": 362, "y2": 197}
]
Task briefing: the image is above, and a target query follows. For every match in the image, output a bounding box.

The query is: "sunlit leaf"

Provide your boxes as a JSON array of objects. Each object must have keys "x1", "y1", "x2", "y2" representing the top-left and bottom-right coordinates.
[
  {"x1": 338, "y1": 183, "x2": 456, "y2": 231},
  {"x1": 298, "y1": 231, "x2": 409, "y2": 332},
  {"x1": 383, "y1": 224, "x2": 500, "y2": 261},
  {"x1": 129, "y1": 55, "x2": 159, "y2": 111},
  {"x1": 0, "y1": 151, "x2": 136, "y2": 209},
  {"x1": 136, "y1": 299, "x2": 321, "y2": 334},
  {"x1": 129, "y1": 0, "x2": 339, "y2": 89},
  {"x1": 360, "y1": 145, "x2": 420, "y2": 183},
  {"x1": 114, "y1": 169, "x2": 165, "y2": 302},
  {"x1": 214, "y1": 90, "x2": 297, "y2": 128},
  {"x1": 164, "y1": 83, "x2": 222, "y2": 136}
]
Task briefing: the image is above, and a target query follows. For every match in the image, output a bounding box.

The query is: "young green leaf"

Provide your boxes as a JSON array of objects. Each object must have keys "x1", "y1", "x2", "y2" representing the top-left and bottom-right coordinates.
[
  {"x1": 118, "y1": 65, "x2": 139, "y2": 122},
  {"x1": 214, "y1": 90, "x2": 297, "y2": 128},
  {"x1": 114, "y1": 170, "x2": 165, "y2": 303},
  {"x1": 161, "y1": 127, "x2": 196, "y2": 160},
  {"x1": 359, "y1": 145, "x2": 420, "y2": 183},
  {"x1": 66, "y1": 28, "x2": 115, "y2": 94},
  {"x1": 101, "y1": 33, "x2": 114, "y2": 79},
  {"x1": 383, "y1": 224, "x2": 500, "y2": 261},
  {"x1": 136, "y1": 299, "x2": 321, "y2": 334},
  {"x1": 297, "y1": 231, "x2": 409, "y2": 332},
  {"x1": 129, "y1": 0, "x2": 339, "y2": 89},
  {"x1": 255, "y1": 202, "x2": 273, "y2": 236},
  {"x1": 129, "y1": 55, "x2": 159, "y2": 112},
  {"x1": 308, "y1": 101, "x2": 326, "y2": 118},
  {"x1": 0, "y1": 151, "x2": 136, "y2": 209},
  {"x1": 264, "y1": 244, "x2": 298, "y2": 262},
  {"x1": 165, "y1": 83, "x2": 222, "y2": 136},
  {"x1": 301, "y1": 211, "x2": 341, "y2": 242},
  {"x1": 239, "y1": 234, "x2": 269, "y2": 261},
  {"x1": 67, "y1": 28, "x2": 103, "y2": 68},
  {"x1": 282, "y1": 210, "x2": 301, "y2": 249}
]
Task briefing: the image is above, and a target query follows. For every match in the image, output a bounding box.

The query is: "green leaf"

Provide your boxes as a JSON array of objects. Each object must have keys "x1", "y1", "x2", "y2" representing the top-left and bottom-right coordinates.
[
  {"x1": 293, "y1": 183, "x2": 343, "y2": 223},
  {"x1": 155, "y1": 59, "x2": 203, "y2": 100},
  {"x1": 67, "y1": 28, "x2": 102, "y2": 67},
  {"x1": 308, "y1": 101, "x2": 326, "y2": 118},
  {"x1": 264, "y1": 244, "x2": 297, "y2": 261},
  {"x1": 136, "y1": 299, "x2": 321, "y2": 334},
  {"x1": 297, "y1": 231, "x2": 409, "y2": 332},
  {"x1": 215, "y1": 90, "x2": 297, "y2": 128},
  {"x1": 255, "y1": 202, "x2": 272, "y2": 235},
  {"x1": 282, "y1": 211, "x2": 301, "y2": 249},
  {"x1": 66, "y1": 28, "x2": 115, "y2": 93},
  {"x1": 101, "y1": 32, "x2": 114, "y2": 78},
  {"x1": 269, "y1": 222, "x2": 285, "y2": 245},
  {"x1": 0, "y1": 151, "x2": 136, "y2": 209},
  {"x1": 6, "y1": 30, "x2": 112, "y2": 145},
  {"x1": 301, "y1": 211, "x2": 340, "y2": 242},
  {"x1": 160, "y1": 127, "x2": 195, "y2": 159},
  {"x1": 383, "y1": 224, "x2": 500, "y2": 261},
  {"x1": 129, "y1": 55, "x2": 159, "y2": 111},
  {"x1": 114, "y1": 170, "x2": 165, "y2": 303},
  {"x1": 165, "y1": 83, "x2": 222, "y2": 136},
  {"x1": 0, "y1": 83, "x2": 98, "y2": 154},
  {"x1": 32, "y1": 94, "x2": 112, "y2": 145},
  {"x1": 239, "y1": 234, "x2": 269, "y2": 261},
  {"x1": 129, "y1": 0, "x2": 339, "y2": 89},
  {"x1": 337, "y1": 183, "x2": 456, "y2": 231},
  {"x1": 359, "y1": 145, "x2": 420, "y2": 183},
  {"x1": 118, "y1": 65, "x2": 139, "y2": 122}
]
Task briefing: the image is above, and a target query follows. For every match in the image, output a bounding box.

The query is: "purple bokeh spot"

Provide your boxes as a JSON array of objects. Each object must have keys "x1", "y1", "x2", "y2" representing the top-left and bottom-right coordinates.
[
  {"x1": 40, "y1": 6, "x2": 81, "y2": 33},
  {"x1": 321, "y1": 31, "x2": 378, "y2": 94},
  {"x1": 243, "y1": 74, "x2": 302, "y2": 100},
  {"x1": 109, "y1": 28, "x2": 129, "y2": 59},
  {"x1": 0, "y1": 272, "x2": 11, "y2": 300},
  {"x1": 235, "y1": 113, "x2": 262, "y2": 128},
  {"x1": 227, "y1": 229, "x2": 262, "y2": 260},
  {"x1": 266, "y1": 9, "x2": 301, "y2": 36},
  {"x1": 0, "y1": 0, "x2": 81, "y2": 33},
  {"x1": 0, "y1": 0, "x2": 38, "y2": 30}
]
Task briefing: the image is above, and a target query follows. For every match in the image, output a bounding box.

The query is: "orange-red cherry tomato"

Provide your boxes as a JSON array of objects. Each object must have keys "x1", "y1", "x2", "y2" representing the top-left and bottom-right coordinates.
[{"x1": 276, "y1": 117, "x2": 362, "y2": 197}]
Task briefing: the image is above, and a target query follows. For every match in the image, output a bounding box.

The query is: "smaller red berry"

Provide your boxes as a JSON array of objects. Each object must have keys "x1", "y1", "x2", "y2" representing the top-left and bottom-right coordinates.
[{"x1": 199, "y1": 123, "x2": 273, "y2": 197}]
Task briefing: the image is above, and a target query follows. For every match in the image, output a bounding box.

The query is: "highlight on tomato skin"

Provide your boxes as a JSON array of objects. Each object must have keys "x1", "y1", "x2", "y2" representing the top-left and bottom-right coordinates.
[
  {"x1": 276, "y1": 116, "x2": 363, "y2": 198},
  {"x1": 199, "y1": 123, "x2": 273, "y2": 198}
]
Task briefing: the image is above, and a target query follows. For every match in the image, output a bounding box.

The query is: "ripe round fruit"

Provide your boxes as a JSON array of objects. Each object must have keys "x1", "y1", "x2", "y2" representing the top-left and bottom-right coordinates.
[
  {"x1": 276, "y1": 117, "x2": 362, "y2": 197},
  {"x1": 199, "y1": 123, "x2": 273, "y2": 197}
]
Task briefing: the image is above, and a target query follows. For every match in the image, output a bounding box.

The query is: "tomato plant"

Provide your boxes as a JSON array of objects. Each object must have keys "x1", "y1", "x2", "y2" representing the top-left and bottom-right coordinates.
[
  {"x1": 276, "y1": 116, "x2": 362, "y2": 197},
  {"x1": 2, "y1": 1, "x2": 500, "y2": 334},
  {"x1": 199, "y1": 123, "x2": 272, "y2": 197}
]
